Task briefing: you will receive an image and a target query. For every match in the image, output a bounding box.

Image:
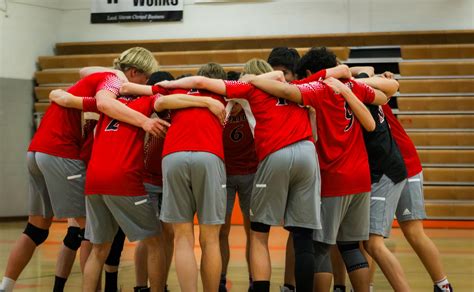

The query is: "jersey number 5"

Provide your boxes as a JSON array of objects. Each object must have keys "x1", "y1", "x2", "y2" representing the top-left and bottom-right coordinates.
[{"x1": 105, "y1": 119, "x2": 120, "y2": 131}]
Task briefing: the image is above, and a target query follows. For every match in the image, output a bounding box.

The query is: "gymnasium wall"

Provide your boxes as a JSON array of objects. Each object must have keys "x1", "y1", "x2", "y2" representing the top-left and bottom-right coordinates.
[{"x1": 0, "y1": 1, "x2": 59, "y2": 216}]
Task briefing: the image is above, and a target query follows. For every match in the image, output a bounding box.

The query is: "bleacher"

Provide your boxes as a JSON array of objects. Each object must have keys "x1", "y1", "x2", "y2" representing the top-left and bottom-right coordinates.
[{"x1": 33, "y1": 30, "x2": 474, "y2": 221}]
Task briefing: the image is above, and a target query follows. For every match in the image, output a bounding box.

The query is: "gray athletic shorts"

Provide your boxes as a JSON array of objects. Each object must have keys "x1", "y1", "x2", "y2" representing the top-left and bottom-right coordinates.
[
  {"x1": 226, "y1": 174, "x2": 255, "y2": 217},
  {"x1": 250, "y1": 140, "x2": 321, "y2": 229},
  {"x1": 396, "y1": 172, "x2": 427, "y2": 222},
  {"x1": 370, "y1": 175, "x2": 407, "y2": 238},
  {"x1": 28, "y1": 151, "x2": 86, "y2": 219},
  {"x1": 85, "y1": 194, "x2": 161, "y2": 244},
  {"x1": 160, "y1": 152, "x2": 226, "y2": 225},
  {"x1": 314, "y1": 192, "x2": 370, "y2": 244},
  {"x1": 144, "y1": 183, "x2": 164, "y2": 225}
]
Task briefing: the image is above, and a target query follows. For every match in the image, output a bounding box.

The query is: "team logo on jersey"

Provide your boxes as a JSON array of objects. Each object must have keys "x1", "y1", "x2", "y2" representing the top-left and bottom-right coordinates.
[
  {"x1": 344, "y1": 101, "x2": 354, "y2": 132},
  {"x1": 378, "y1": 106, "x2": 385, "y2": 124},
  {"x1": 105, "y1": 119, "x2": 120, "y2": 131}
]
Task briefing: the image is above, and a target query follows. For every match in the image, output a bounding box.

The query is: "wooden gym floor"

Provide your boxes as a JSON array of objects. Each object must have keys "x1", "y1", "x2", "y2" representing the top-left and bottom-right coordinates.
[{"x1": 0, "y1": 221, "x2": 472, "y2": 291}]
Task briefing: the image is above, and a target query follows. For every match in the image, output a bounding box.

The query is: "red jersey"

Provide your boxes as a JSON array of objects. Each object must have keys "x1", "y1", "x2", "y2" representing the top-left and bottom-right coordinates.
[
  {"x1": 79, "y1": 119, "x2": 98, "y2": 166},
  {"x1": 382, "y1": 104, "x2": 422, "y2": 177},
  {"x1": 143, "y1": 132, "x2": 166, "y2": 186},
  {"x1": 223, "y1": 109, "x2": 258, "y2": 175},
  {"x1": 85, "y1": 75, "x2": 158, "y2": 196},
  {"x1": 297, "y1": 79, "x2": 375, "y2": 197},
  {"x1": 161, "y1": 88, "x2": 226, "y2": 160},
  {"x1": 29, "y1": 72, "x2": 114, "y2": 160},
  {"x1": 224, "y1": 81, "x2": 313, "y2": 161}
]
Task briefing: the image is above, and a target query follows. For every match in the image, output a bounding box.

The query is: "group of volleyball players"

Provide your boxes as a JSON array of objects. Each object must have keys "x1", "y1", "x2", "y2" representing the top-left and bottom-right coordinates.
[{"x1": 0, "y1": 45, "x2": 453, "y2": 292}]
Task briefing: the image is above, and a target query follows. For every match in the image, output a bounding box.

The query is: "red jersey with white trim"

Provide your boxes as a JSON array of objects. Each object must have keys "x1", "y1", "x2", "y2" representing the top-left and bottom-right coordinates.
[
  {"x1": 224, "y1": 81, "x2": 313, "y2": 162},
  {"x1": 297, "y1": 79, "x2": 375, "y2": 197},
  {"x1": 382, "y1": 104, "x2": 422, "y2": 177},
  {"x1": 85, "y1": 94, "x2": 158, "y2": 196},
  {"x1": 161, "y1": 88, "x2": 226, "y2": 160},
  {"x1": 28, "y1": 72, "x2": 115, "y2": 159},
  {"x1": 223, "y1": 108, "x2": 258, "y2": 175}
]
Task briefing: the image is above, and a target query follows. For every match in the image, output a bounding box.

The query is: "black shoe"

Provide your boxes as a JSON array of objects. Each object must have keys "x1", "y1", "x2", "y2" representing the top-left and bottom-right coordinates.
[{"x1": 434, "y1": 283, "x2": 453, "y2": 292}]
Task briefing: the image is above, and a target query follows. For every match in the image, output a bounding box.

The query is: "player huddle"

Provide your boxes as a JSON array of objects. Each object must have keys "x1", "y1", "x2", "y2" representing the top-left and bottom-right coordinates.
[{"x1": 0, "y1": 46, "x2": 453, "y2": 292}]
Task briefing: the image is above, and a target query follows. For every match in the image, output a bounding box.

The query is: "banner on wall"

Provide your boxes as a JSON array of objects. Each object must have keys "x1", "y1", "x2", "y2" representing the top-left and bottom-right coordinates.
[{"x1": 91, "y1": 0, "x2": 183, "y2": 23}]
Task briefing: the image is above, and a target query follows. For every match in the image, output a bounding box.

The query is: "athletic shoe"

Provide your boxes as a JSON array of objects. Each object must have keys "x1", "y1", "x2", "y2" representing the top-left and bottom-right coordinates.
[{"x1": 280, "y1": 286, "x2": 294, "y2": 292}]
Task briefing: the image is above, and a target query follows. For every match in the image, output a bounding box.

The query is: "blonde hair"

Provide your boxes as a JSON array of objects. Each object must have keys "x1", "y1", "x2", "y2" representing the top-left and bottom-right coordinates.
[
  {"x1": 242, "y1": 58, "x2": 273, "y2": 76},
  {"x1": 197, "y1": 62, "x2": 227, "y2": 80},
  {"x1": 113, "y1": 47, "x2": 159, "y2": 76}
]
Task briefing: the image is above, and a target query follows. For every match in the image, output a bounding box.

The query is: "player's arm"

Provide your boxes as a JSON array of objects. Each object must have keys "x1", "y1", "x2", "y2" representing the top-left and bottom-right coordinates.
[
  {"x1": 356, "y1": 76, "x2": 399, "y2": 104},
  {"x1": 155, "y1": 94, "x2": 226, "y2": 124},
  {"x1": 240, "y1": 71, "x2": 286, "y2": 83},
  {"x1": 49, "y1": 89, "x2": 85, "y2": 110},
  {"x1": 324, "y1": 77, "x2": 376, "y2": 132},
  {"x1": 79, "y1": 66, "x2": 128, "y2": 82},
  {"x1": 248, "y1": 78, "x2": 303, "y2": 104},
  {"x1": 158, "y1": 76, "x2": 227, "y2": 96},
  {"x1": 95, "y1": 89, "x2": 169, "y2": 137},
  {"x1": 326, "y1": 64, "x2": 352, "y2": 79},
  {"x1": 349, "y1": 66, "x2": 375, "y2": 78},
  {"x1": 119, "y1": 82, "x2": 154, "y2": 96}
]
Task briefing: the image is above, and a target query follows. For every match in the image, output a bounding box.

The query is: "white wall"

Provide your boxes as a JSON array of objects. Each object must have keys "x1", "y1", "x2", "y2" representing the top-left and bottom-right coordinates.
[
  {"x1": 57, "y1": 0, "x2": 474, "y2": 43},
  {"x1": 0, "y1": 0, "x2": 60, "y2": 79}
]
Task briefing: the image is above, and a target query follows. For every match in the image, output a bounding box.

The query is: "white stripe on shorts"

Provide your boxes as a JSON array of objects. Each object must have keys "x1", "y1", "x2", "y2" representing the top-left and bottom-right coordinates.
[
  {"x1": 256, "y1": 184, "x2": 267, "y2": 188},
  {"x1": 408, "y1": 178, "x2": 421, "y2": 182},
  {"x1": 134, "y1": 199, "x2": 148, "y2": 206},
  {"x1": 371, "y1": 197, "x2": 386, "y2": 201},
  {"x1": 221, "y1": 184, "x2": 227, "y2": 188},
  {"x1": 67, "y1": 174, "x2": 82, "y2": 180}
]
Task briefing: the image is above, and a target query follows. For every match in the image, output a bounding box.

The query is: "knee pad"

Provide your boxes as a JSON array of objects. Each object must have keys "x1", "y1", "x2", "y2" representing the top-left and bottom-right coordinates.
[
  {"x1": 291, "y1": 227, "x2": 314, "y2": 254},
  {"x1": 63, "y1": 226, "x2": 84, "y2": 251},
  {"x1": 23, "y1": 223, "x2": 49, "y2": 246},
  {"x1": 337, "y1": 241, "x2": 368, "y2": 273},
  {"x1": 313, "y1": 241, "x2": 332, "y2": 273},
  {"x1": 105, "y1": 228, "x2": 126, "y2": 266},
  {"x1": 250, "y1": 222, "x2": 270, "y2": 233}
]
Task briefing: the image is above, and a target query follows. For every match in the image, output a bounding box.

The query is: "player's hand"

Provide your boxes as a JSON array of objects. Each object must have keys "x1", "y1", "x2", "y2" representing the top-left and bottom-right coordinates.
[
  {"x1": 380, "y1": 71, "x2": 395, "y2": 79},
  {"x1": 207, "y1": 99, "x2": 226, "y2": 125},
  {"x1": 323, "y1": 77, "x2": 348, "y2": 95},
  {"x1": 142, "y1": 117, "x2": 170, "y2": 138},
  {"x1": 119, "y1": 82, "x2": 129, "y2": 96},
  {"x1": 49, "y1": 89, "x2": 72, "y2": 105},
  {"x1": 240, "y1": 74, "x2": 257, "y2": 83}
]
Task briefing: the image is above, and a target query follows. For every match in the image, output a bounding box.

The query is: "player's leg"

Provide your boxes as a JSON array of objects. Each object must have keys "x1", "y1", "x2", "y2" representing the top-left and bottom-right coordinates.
[
  {"x1": 219, "y1": 180, "x2": 237, "y2": 291},
  {"x1": 337, "y1": 193, "x2": 371, "y2": 292},
  {"x1": 193, "y1": 152, "x2": 226, "y2": 291},
  {"x1": 395, "y1": 172, "x2": 452, "y2": 291},
  {"x1": 82, "y1": 195, "x2": 118, "y2": 292},
  {"x1": 173, "y1": 222, "x2": 198, "y2": 292},
  {"x1": 250, "y1": 223, "x2": 272, "y2": 291},
  {"x1": 286, "y1": 141, "x2": 321, "y2": 292},
  {"x1": 331, "y1": 246, "x2": 348, "y2": 292},
  {"x1": 242, "y1": 214, "x2": 253, "y2": 290},
  {"x1": 282, "y1": 235, "x2": 296, "y2": 292},
  {"x1": 160, "y1": 152, "x2": 197, "y2": 292},
  {"x1": 0, "y1": 152, "x2": 53, "y2": 292},
  {"x1": 161, "y1": 222, "x2": 174, "y2": 291},
  {"x1": 365, "y1": 176, "x2": 409, "y2": 291},
  {"x1": 104, "y1": 228, "x2": 125, "y2": 292},
  {"x1": 134, "y1": 241, "x2": 149, "y2": 291},
  {"x1": 313, "y1": 240, "x2": 333, "y2": 292}
]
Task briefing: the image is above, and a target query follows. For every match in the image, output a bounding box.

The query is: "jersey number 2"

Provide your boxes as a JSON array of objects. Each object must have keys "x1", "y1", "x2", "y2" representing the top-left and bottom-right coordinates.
[{"x1": 105, "y1": 119, "x2": 120, "y2": 131}]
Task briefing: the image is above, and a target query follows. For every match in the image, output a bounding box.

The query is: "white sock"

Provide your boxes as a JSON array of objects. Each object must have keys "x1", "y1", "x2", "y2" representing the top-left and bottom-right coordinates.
[
  {"x1": 436, "y1": 278, "x2": 450, "y2": 291},
  {"x1": 0, "y1": 277, "x2": 16, "y2": 292},
  {"x1": 369, "y1": 283, "x2": 374, "y2": 292}
]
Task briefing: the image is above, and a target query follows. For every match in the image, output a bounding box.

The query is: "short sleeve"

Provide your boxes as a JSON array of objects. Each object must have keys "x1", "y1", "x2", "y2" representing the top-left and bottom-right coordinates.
[
  {"x1": 296, "y1": 81, "x2": 326, "y2": 108},
  {"x1": 292, "y1": 69, "x2": 326, "y2": 85},
  {"x1": 97, "y1": 74, "x2": 122, "y2": 96},
  {"x1": 224, "y1": 80, "x2": 254, "y2": 100},
  {"x1": 82, "y1": 97, "x2": 99, "y2": 113},
  {"x1": 350, "y1": 80, "x2": 376, "y2": 104}
]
